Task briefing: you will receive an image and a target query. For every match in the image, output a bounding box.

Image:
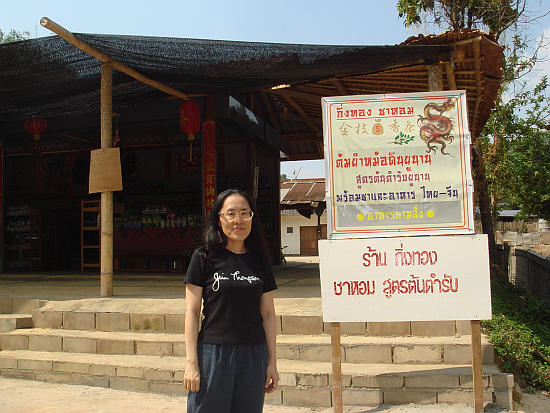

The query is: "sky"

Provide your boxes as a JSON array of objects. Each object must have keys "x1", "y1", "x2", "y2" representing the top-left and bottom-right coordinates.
[{"x1": 2, "y1": 0, "x2": 550, "y2": 179}]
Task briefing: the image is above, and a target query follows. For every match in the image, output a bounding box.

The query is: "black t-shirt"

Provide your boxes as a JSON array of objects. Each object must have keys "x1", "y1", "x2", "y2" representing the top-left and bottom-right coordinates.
[{"x1": 184, "y1": 247, "x2": 277, "y2": 344}]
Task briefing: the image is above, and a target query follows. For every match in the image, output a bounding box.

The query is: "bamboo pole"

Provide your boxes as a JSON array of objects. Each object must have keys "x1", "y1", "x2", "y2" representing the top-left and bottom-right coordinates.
[
  {"x1": 330, "y1": 322, "x2": 343, "y2": 413},
  {"x1": 100, "y1": 62, "x2": 113, "y2": 297},
  {"x1": 471, "y1": 320, "x2": 484, "y2": 413},
  {"x1": 40, "y1": 17, "x2": 189, "y2": 101}
]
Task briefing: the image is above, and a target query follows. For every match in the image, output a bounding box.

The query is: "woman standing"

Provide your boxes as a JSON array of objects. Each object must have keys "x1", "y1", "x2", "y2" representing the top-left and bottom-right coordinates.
[{"x1": 184, "y1": 189, "x2": 279, "y2": 413}]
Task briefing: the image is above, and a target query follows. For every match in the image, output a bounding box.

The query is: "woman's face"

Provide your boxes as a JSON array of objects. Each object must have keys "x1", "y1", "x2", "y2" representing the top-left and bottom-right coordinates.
[{"x1": 218, "y1": 194, "x2": 253, "y2": 246}]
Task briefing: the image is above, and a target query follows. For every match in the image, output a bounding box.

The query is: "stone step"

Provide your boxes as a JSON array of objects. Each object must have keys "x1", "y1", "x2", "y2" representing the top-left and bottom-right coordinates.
[
  {"x1": 0, "y1": 315, "x2": 33, "y2": 332},
  {"x1": 0, "y1": 329, "x2": 494, "y2": 365},
  {"x1": 0, "y1": 329, "x2": 185, "y2": 356},
  {"x1": 0, "y1": 299, "x2": 42, "y2": 314},
  {"x1": 32, "y1": 307, "x2": 471, "y2": 337},
  {"x1": 0, "y1": 350, "x2": 513, "y2": 409},
  {"x1": 277, "y1": 334, "x2": 494, "y2": 365}
]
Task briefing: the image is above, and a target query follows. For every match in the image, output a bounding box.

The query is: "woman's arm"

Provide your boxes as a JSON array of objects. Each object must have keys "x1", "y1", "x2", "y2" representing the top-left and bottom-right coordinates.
[
  {"x1": 260, "y1": 290, "x2": 279, "y2": 394},
  {"x1": 184, "y1": 283, "x2": 203, "y2": 392}
]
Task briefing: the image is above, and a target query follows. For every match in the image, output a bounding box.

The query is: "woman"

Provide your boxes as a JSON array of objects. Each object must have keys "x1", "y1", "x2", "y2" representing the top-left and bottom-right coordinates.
[{"x1": 184, "y1": 189, "x2": 279, "y2": 413}]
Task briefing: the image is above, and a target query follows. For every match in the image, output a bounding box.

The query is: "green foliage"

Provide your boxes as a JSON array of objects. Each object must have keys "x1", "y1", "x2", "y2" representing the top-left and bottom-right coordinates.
[
  {"x1": 482, "y1": 280, "x2": 550, "y2": 389},
  {"x1": 396, "y1": 0, "x2": 523, "y2": 39},
  {"x1": 0, "y1": 29, "x2": 30, "y2": 44},
  {"x1": 392, "y1": 131, "x2": 415, "y2": 145},
  {"x1": 480, "y1": 34, "x2": 550, "y2": 220}
]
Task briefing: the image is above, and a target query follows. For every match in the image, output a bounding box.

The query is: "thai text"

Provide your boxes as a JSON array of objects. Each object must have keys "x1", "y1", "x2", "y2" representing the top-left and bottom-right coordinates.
[
  {"x1": 336, "y1": 190, "x2": 415, "y2": 203},
  {"x1": 336, "y1": 106, "x2": 414, "y2": 119},
  {"x1": 335, "y1": 152, "x2": 432, "y2": 169},
  {"x1": 362, "y1": 246, "x2": 387, "y2": 267},
  {"x1": 363, "y1": 208, "x2": 425, "y2": 221},
  {"x1": 382, "y1": 273, "x2": 459, "y2": 299},
  {"x1": 394, "y1": 243, "x2": 438, "y2": 266},
  {"x1": 356, "y1": 172, "x2": 430, "y2": 187},
  {"x1": 333, "y1": 280, "x2": 376, "y2": 296},
  {"x1": 421, "y1": 186, "x2": 459, "y2": 199}
]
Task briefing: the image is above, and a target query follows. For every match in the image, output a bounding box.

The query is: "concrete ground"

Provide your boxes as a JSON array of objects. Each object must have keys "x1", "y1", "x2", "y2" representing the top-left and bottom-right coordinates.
[
  {"x1": 0, "y1": 256, "x2": 547, "y2": 412},
  {"x1": 0, "y1": 376, "x2": 512, "y2": 413}
]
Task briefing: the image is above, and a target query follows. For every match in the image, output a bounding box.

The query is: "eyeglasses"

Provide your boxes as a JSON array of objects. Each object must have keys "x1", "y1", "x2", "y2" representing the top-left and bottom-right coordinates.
[{"x1": 218, "y1": 210, "x2": 254, "y2": 221}]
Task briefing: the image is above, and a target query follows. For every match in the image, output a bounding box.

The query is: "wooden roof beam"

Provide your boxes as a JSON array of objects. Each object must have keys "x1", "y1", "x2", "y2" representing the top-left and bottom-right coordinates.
[
  {"x1": 260, "y1": 91, "x2": 281, "y2": 131},
  {"x1": 40, "y1": 17, "x2": 189, "y2": 101},
  {"x1": 283, "y1": 132, "x2": 321, "y2": 142},
  {"x1": 279, "y1": 94, "x2": 321, "y2": 133},
  {"x1": 284, "y1": 152, "x2": 323, "y2": 161},
  {"x1": 269, "y1": 88, "x2": 323, "y2": 104},
  {"x1": 332, "y1": 79, "x2": 349, "y2": 95}
]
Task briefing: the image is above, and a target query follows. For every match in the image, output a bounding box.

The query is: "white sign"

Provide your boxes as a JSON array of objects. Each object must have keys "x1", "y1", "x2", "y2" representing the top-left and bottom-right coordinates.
[
  {"x1": 321, "y1": 91, "x2": 474, "y2": 238},
  {"x1": 319, "y1": 235, "x2": 492, "y2": 322}
]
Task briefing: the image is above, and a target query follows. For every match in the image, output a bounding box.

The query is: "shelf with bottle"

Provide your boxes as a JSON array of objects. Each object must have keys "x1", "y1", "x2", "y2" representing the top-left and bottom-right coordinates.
[
  {"x1": 116, "y1": 204, "x2": 203, "y2": 230},
  {"x1": 4, "y1": 205, "x2": 41, "y2": 271}
]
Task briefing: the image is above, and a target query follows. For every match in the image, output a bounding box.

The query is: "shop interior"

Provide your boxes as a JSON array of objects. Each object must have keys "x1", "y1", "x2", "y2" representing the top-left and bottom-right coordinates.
[{"x1": 2, "y1": 96, "x2": 282, "y2": 273}]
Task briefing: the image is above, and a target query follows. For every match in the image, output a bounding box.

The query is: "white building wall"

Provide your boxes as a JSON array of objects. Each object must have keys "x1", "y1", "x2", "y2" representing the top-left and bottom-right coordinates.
[{"x1": 280, "y1": 210, "x2": 327, "y2": 255}]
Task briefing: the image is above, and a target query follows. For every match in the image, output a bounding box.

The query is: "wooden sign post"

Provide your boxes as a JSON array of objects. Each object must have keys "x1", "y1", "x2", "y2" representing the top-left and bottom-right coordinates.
[
  {"x1": 320, "y1": 237, "x2": 492, "y2": 412},
  {"x1": 330, "y1": 322, "x2": 343, "y2": 413},
  {"x1": 471, "y1": 320, "x2": 484, "y2": 413},
  {"x1": 321, "y1": 91, "x2": 490, "y2": 412}
]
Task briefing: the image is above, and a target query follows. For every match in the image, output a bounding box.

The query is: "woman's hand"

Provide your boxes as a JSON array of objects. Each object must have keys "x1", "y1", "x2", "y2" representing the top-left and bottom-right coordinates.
[
  {"x1": 264, "y1": 361, "x2": 279, "y2": 394},
  {"x1": 184, "y1": 361, "x2": 201, "y2": 392}
]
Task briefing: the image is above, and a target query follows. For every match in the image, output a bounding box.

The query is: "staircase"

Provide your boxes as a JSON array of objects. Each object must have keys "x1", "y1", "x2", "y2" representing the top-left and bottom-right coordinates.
[
  {"x1": 0, "y1": 299, "x2": 514, "y2": 409},
  {"x1": 0, "y1": 299, "x2": 38, "y2": 332}
]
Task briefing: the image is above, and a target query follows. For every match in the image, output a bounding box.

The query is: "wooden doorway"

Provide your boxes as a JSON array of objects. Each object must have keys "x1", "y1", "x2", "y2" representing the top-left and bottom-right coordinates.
[{"x1": 299, "y1": 225, "x2": 327, "y2": 255}]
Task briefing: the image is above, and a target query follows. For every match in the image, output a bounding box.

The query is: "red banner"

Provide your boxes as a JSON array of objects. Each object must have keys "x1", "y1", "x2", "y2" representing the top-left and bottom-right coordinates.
[{"x1": 203, "y1": 121, "x2": 216, "y2": 217}]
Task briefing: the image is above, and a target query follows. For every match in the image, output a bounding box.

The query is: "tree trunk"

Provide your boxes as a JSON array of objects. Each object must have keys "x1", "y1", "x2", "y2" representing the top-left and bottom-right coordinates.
[{"x1": 471, "y1": 139, "x2": 500, "y2": 279}]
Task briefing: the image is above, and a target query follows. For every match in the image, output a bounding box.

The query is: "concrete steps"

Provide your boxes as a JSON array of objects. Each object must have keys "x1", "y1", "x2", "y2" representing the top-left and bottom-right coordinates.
[
  {"x1": 0, "y1": 349, "x2": 513, "y2": 408},
  {"x1": 31, "y1": 304, "x2": 471, "y2": 336},
  {"x1": 0, "y1": 299, "x2": 40, "y2": 332},
  {"x1": 0, "y1": 300, "x2": 514, "y2": 409},
  {"x1": 0, "y1": 315, "x2": 33, "y2": 332},
  {"x1": 1, "y1": 329, "x2": 494, "y2": 365}
]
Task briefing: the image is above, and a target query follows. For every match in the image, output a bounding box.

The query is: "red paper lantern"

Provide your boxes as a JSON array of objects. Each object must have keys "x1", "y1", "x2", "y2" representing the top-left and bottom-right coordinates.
[
  {"x1": 178, "y1": 100, "x2": 200, "y2": 138},
  {"x1": 179, "y1": 100, "x2": 201, "y2": 162},
  {"x1": 24, "y1": 118, "x2": 47, "y2": 153},
  {"x1": 24, "y1": 118, "x2": 47, "y2": 137}
]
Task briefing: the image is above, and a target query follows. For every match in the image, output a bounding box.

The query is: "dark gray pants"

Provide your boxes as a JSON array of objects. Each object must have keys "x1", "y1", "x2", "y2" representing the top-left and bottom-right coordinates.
[{"x1": 187, "y1": 342, "x2": 268, "y2": 413}]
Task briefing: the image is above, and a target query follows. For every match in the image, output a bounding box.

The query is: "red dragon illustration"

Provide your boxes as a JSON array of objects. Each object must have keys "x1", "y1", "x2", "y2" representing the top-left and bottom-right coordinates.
[{"x1": 417, "y1": 98, "x2": 455, "y2": 155}]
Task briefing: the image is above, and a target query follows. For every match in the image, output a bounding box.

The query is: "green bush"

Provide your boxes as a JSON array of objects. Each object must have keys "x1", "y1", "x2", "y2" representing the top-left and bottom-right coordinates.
[{"x1": 482, "y1": 280, "x2": 550, "y2": 390}]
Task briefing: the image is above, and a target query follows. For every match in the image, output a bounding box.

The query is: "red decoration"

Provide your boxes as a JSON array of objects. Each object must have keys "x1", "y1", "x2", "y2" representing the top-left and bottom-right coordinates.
[
  {"x1": 203, "y1": 121, "x2": 216, "y2": 216},
  {"x1": 178, "y1": 100, "x2": 200, "y2": 137},
  {"x1": 24, "y1": 118, "x2": 47, "y2": 153},
  {"x1": 24, "y1": 118, "x2": 47, "y2": 136},
  {"x1": 179, "y1": 100, "x2": 201, "y2": 161}
]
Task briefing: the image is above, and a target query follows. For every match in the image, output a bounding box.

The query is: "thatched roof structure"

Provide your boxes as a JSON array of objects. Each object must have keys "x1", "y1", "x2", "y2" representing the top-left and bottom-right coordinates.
[{"x1": 0, "y1": 29, "x2": 503, "y2": 160}]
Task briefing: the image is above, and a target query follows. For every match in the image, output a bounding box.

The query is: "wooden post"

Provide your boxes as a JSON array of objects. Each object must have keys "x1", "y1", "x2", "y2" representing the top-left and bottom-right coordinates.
[
  {"x1": 40, "y1": 17, "x2": 189, "y2": 101},
  {"x1": 100, "y1": 61, "x2": 113, "y2": 297},
  {"x1": 471, "y1": 320, "x2": 484, "y2": 413},
  {"x1": 427, "y1": 65, "x2": 443, "y2": 92},
  {"x1": 330, "y1": 322, "x2": 343, "y2": 413}
]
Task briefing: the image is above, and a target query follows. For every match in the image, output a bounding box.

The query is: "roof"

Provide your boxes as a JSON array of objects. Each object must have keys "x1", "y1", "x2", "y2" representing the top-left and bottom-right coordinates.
[
  {"x1": 281, "y1": 178, "x2": 325, "y2": 208},
  {"x1": 0, "y1": 30, "x2": 503, "y2": 160},
  {"x1": 0, "y1": 34, "x2": 449, "y2": 121}
]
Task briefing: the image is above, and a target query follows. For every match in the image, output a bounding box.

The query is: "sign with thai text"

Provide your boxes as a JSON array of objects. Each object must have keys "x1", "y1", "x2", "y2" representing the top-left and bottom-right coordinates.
[
  {"x1": 319, "y1": 235, "x2": 491, "y2": 322},
  {"x1": 322, "y1": 91, "x2": 474, "y2": 238}
]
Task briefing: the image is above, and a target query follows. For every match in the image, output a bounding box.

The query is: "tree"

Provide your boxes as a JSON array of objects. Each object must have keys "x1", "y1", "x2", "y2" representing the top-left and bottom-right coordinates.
[
  {"x1": 0, "y1": 29, "x2": 30, "y2": 44},
  {"x1": 396, "y1": 0, "x2": 548, "y2": 277},
  {"x1": 397, "y1": 0, "x2": 526, "y2": 40},
  {"x1": 481, "y1": 44, "x2": 550, "y2": 223}
]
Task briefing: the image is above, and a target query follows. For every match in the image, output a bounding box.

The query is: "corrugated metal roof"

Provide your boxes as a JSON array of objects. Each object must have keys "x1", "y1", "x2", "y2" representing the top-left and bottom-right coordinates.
[{"x1": 281, "y1": 179, "x2": 325, "y2": 205}]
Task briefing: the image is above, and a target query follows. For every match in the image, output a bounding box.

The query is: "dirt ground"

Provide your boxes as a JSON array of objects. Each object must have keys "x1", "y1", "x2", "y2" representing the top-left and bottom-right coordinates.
[{"x1": 1, "y1": 376, "x2": 548, "y2": 413}]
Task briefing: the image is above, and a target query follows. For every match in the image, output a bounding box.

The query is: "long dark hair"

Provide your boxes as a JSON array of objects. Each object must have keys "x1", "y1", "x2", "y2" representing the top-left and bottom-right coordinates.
[{"x1": 204, "y1": 189, "x2": 271, "y2": 262}]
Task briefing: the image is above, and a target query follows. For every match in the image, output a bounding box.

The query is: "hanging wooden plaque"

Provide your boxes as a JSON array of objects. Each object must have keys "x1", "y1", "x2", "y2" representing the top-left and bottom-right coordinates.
[{"x1": 89, "y1": 147, "x2": 123, "y2": 194}]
